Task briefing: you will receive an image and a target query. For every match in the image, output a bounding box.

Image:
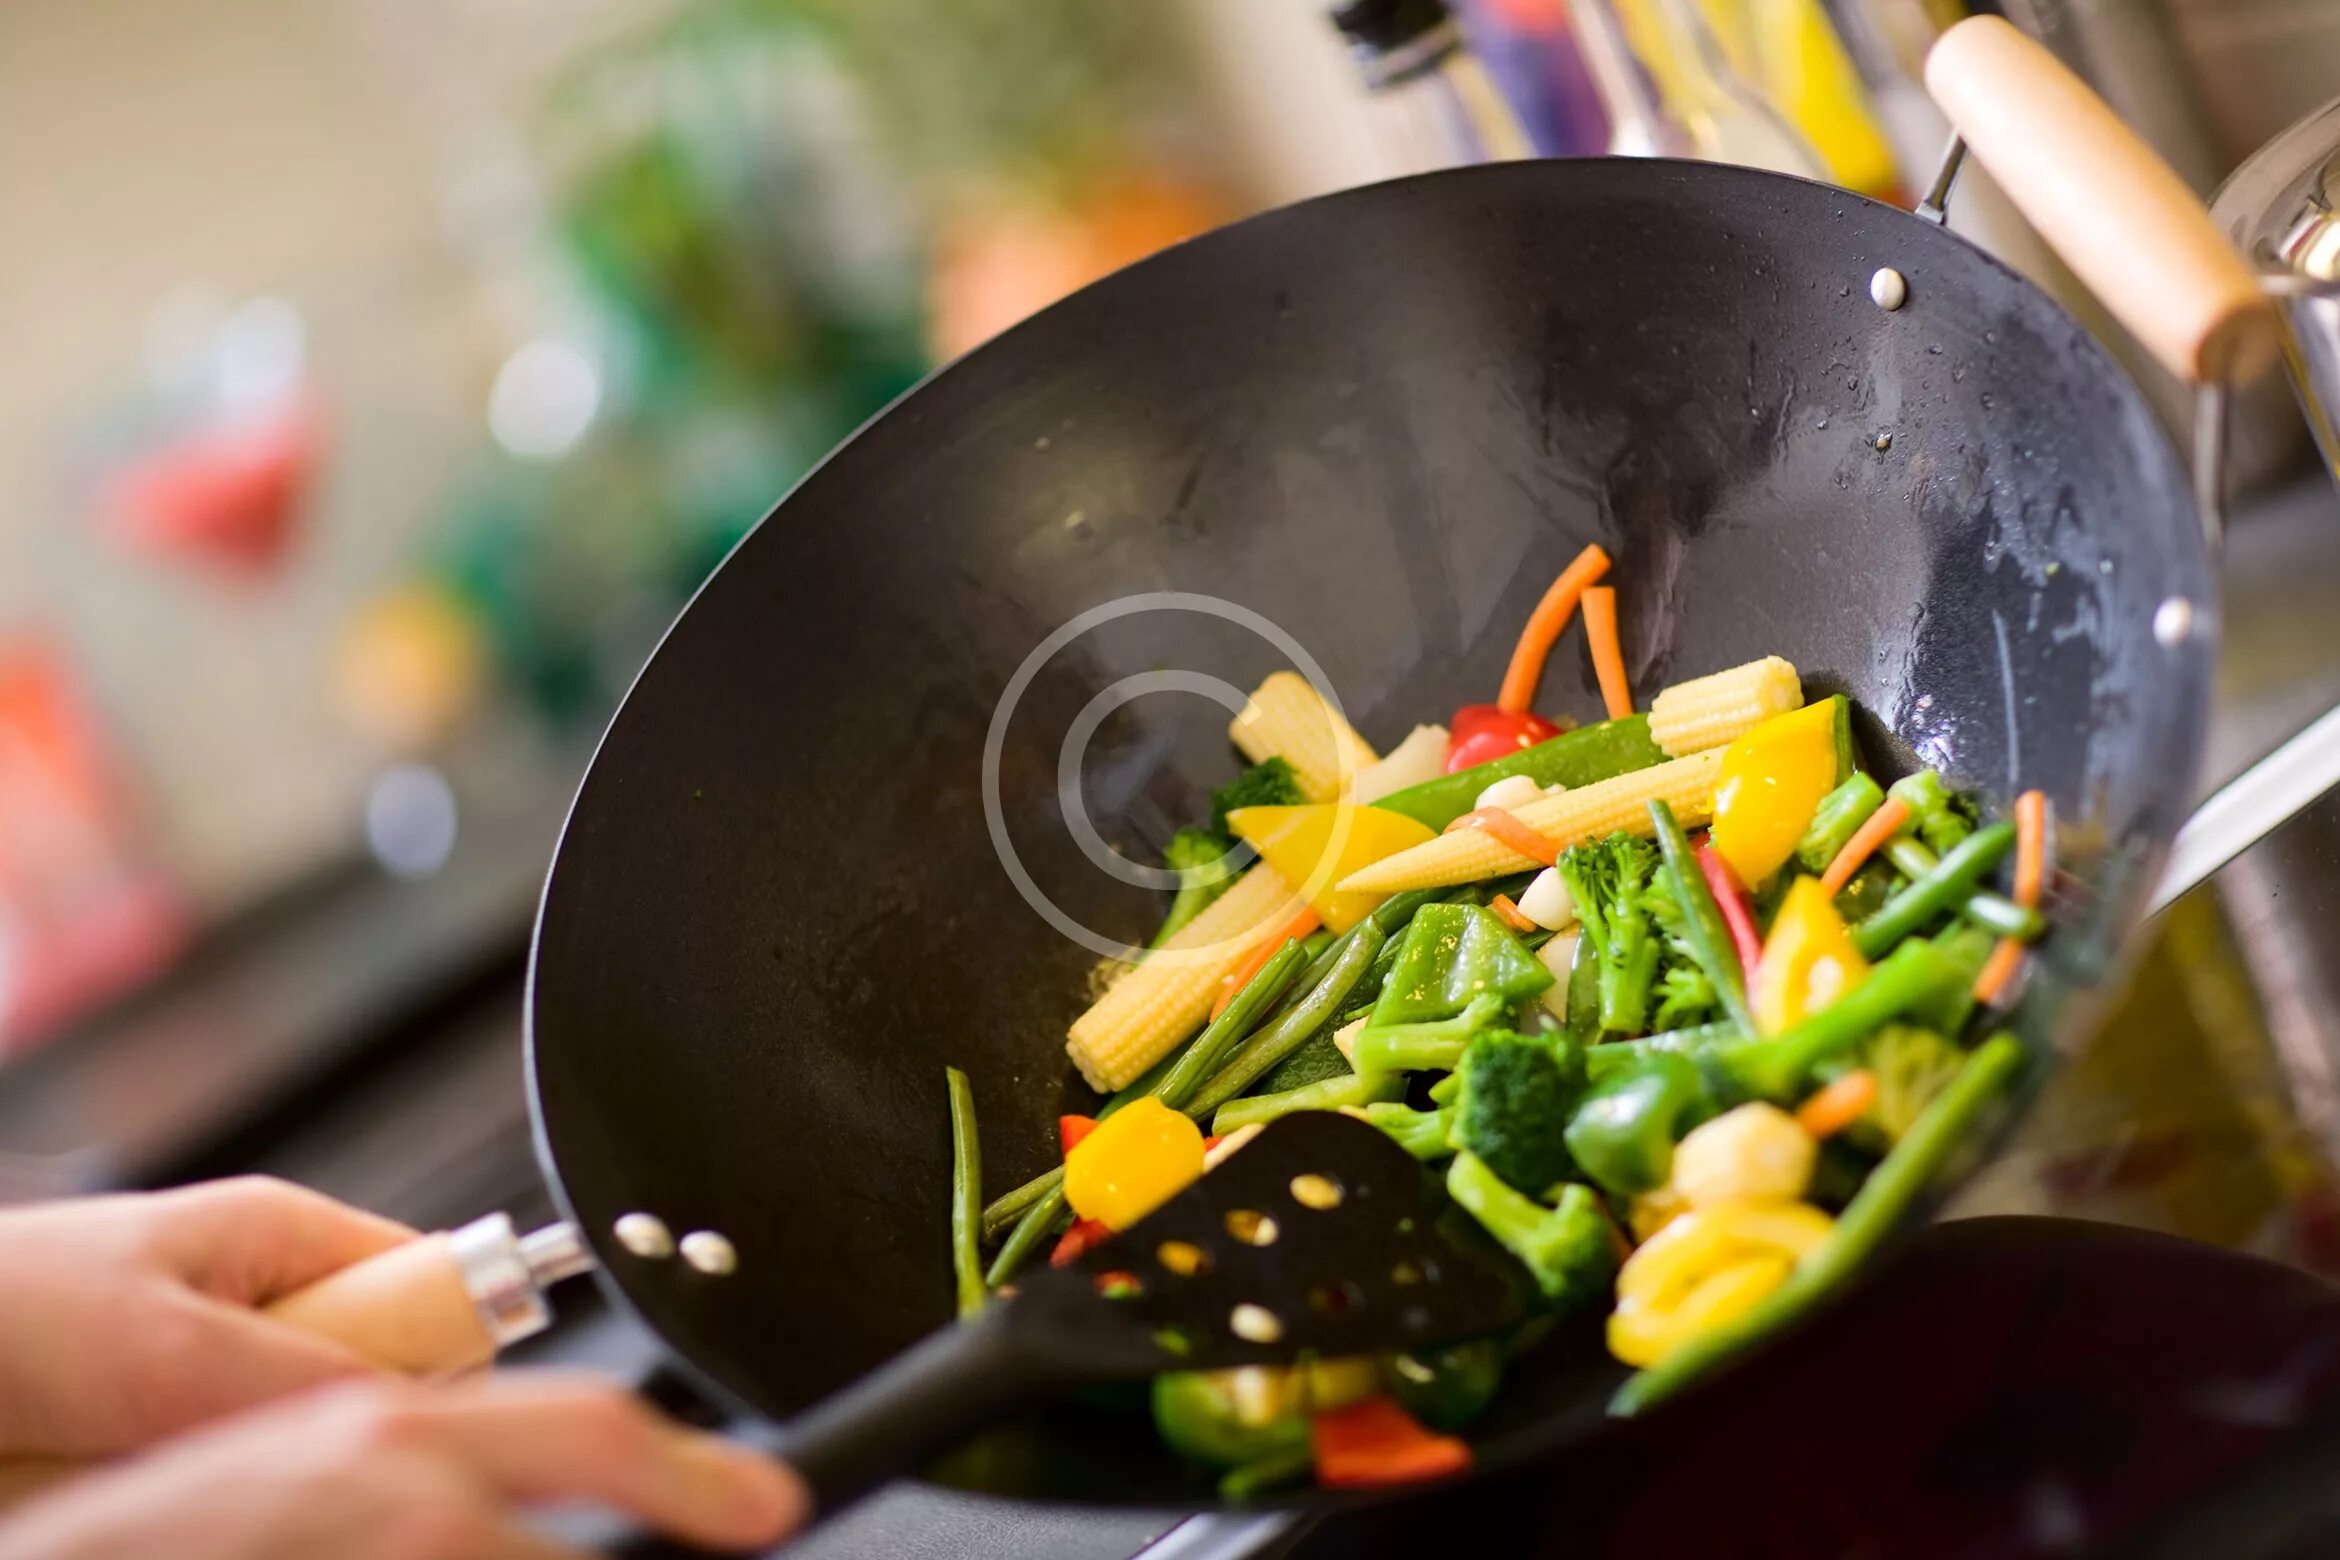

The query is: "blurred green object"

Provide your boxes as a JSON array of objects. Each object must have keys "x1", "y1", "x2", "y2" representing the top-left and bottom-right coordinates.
[{"x1": 763, "y1": 0, "x2": 1187, "y2": 200}]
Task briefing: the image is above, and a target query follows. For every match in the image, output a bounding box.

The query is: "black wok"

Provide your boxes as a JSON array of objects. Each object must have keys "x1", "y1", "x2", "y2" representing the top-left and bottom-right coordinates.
[
  {"x1": 523, "y1": 20, "x2": 2264, "y2": 1515},
  {"x1": 144, "y1": 14, "x2": 2276, "y2": 1536}
]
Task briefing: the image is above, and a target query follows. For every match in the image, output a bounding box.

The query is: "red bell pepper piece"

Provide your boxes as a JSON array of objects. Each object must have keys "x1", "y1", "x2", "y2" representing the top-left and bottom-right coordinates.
[
  {"x1": 1697, "y1": 844, "x2": 1764, "y2": 986},
  {"x1": 1059, "y1": 1114, "x2": 1098, "y2": 1157},
  {"x1": 1310, "y1": 1396, "x2": 1473, "y2": 1488},
  {"x1": 1050, "y1": 1217, "x2": 1113, "y2": 1268},
  {"x1": 1442, "y1": 705, "x2": 1561, "y2": 774}
]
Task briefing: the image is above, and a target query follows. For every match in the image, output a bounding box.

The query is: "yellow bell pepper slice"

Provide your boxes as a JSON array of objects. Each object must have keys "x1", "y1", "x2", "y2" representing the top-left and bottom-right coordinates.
[
  {"x1": 1225, "y1": 804, "x2": 1437, "y2": 933},
  {"x1": 1708, "y1": 702, "x2": 1840, "y2": 886},
  {"x1": 1607, "y1": 1197, "x2": 1836, "y2": 1367},
  {"x1": 1064, "y1": 1097, "x2": 1206, "y2": 1232},
  {"x1": 1751, "y1": 876, "x2": 1870, "y2": 1036}
]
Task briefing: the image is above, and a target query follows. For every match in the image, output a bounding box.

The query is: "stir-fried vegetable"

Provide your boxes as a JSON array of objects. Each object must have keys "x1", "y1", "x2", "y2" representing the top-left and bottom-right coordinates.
[
  {"x1": 1557, "y1": 835, "x2": 1663, "y2": 1036},
  {"x1": 951, "y1": 573, "x2": 2055, "y2": 1493},
  {"x1": 1496, "y1": 544, "x2": 1611, "y2": 715},
  {"x1": 947, "y1": 1068, "x2": 986, "y2": 1317},
  {"x1": 1445, "y1": 1153, "x2": 1615, "y2": 1304},
  {"x1": 1450, "y1": 1028, "x2": 1584, "y2": 1194}
]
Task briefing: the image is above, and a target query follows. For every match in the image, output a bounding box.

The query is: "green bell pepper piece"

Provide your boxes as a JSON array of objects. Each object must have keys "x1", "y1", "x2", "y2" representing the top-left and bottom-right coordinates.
[
  {"x1": 1562, "y1": 1051, "x2": 1709, "y2": 1196},
  {"x1": 1371, "y1": 903, "x2": 1553, "y2": 1027}
]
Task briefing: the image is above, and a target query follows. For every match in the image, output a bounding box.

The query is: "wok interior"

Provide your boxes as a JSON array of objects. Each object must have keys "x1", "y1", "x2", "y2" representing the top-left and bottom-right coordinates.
[{"x1": 529, "y1": 159, "x2": 2211, "y2": 1504}]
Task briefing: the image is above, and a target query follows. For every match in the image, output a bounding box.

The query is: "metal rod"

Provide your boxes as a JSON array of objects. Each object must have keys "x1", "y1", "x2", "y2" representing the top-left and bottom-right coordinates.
[
  {"x1": 2151, "y1": 703, "x2": 2340, "y2": 915},
  {"x1": 2193, "y1": 380, "x2": 2230, "y2": 550},
  {"x1": 1914, "y1": 135, "x2": 1967, "y2": 226}
]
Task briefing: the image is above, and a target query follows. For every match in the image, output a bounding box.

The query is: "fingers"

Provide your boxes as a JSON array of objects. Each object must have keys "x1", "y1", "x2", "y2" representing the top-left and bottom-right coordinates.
[
  {"x1": 144, "y1": 1177, "x2": 417, "y2": 1305},
  {"x1": 346, "y1": 1374, "x2": 806, "y2": 1554}
]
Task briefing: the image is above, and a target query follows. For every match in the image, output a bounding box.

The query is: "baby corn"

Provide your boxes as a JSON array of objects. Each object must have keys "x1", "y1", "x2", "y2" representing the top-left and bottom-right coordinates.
[
  {"x1": 1229, "y1": 671, "x2": 1378, "y2": 801},
  {"x1": 1649, "y1": 657, "x2": 1802, "y2": 758},
  {"x1": 1338, "y1": 748, "x2": 1727, "y2": 894},
  {"x1": 1066, "y1": 866, "x2": 1303, "y2": 1092}
]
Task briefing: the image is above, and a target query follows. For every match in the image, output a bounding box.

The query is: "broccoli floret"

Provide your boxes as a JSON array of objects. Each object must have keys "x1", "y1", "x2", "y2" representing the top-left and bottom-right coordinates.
[
  {"x1": 1557, "y1": 834, "x2": 1663, "y2": 1035},
  {"x1": 1640, "y1": 881, "x2": 1723, "y2": 1031},
  {"x1": 1209, "y1": 757, "x2": 1305, "y2": 839},
  {"x1": 1452, "y1": 1028, "x2": 1584, "y2": 1195},
  {"x1": 1355, "y1": 1102, "x2": 1455, "y2": 1160},
  {"x1": 1910, "y1": 923, "x2": 1997, "y2": 1036},
  {"x1": 1843, "y1": 1024, "x2": 1968, "y2": 1150},
  {"x1": 1147, "y1": 827, "x2": 1243, "y2": 949},
  {"x1": 1888, "y1": 769, "x2": 1977, "y2": 855},
  {"x1": 1652, "y1": 964, "x2": 1718, "y2": 1031},
  {"x1": 1446, "y1": 1152, "x2": 1615, "y2": 1307}
]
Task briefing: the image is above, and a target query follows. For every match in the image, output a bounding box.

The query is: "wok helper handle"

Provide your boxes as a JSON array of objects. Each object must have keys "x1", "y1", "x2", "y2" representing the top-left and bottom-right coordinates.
[
  {"x1": 0, "y1": 1215, "x2": 590, "y2": 1512},
  {"x1": 1925, "y1": 16, "x2": 2279, "y2": 386},
  {"x1": 263, "y1": 1213, "x2": 591, "y2": 1375}
]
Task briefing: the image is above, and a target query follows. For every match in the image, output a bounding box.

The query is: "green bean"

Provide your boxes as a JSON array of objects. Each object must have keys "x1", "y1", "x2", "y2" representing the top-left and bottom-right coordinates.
[
  {"x1": 1210, "y1": 1070, "x2": 1403, "y2": 1135},
  {"x1": 1852, "y1": 822, "x2": 2016, "y2": 959},
  {"x1": 1151, "y1": 939, "x2": 1312, "y2": 1109},
  {"x1": 980, "y1": 939, "x2": 1310, "y2": 1236},
  {"x1": 981, "y1": 1165, "x2": 1061, "y2": 1239},
  {"x1": 1723, "y1": 938, "x2": 1957, "y2": 1099},
  {"x1": 1612, "y1": 1034, "x2": 2024, "y2": 1414},
  {"x1": 1187, "y1": 922, "x2": 1386, "y2": 1116},
  {"x1": 984, "y1": 1184, "x2": 1068, "y2": 1288},
  {"x1": 1881, "y1": 837, "x2": 2043, "y2": 942},
  {"x1": 1584, "y1": 1022, "x2": 1745, "y2": 1082},
  {"x1": 1650, "y1": 799, "x2": 1756, "y2": 1034},
  {"x1": 946, "y1": 1067, "x2": 985, "y2": 1316}
]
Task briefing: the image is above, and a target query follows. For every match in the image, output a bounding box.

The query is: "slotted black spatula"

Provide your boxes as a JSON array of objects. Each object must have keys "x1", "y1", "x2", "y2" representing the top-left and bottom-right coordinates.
[{"x1": 757, "y1": 1111, "x2": 1534, "y2": 1514}]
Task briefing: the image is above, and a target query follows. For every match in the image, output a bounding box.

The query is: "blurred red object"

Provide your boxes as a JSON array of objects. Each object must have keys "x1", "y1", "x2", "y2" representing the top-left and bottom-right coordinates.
[
  {"x1": 101, "y1": 399, "x2": 320, "y2": 581},
  {"x1": 0, "y1": 638, "x2": 184, "y2": 1053}
]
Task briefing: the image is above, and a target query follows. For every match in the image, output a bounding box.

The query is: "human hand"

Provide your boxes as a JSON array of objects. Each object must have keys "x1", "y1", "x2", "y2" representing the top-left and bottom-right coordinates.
[
  {"x1": 0, "y1": 1372, "x2": 806, "y2": 1560},
  {"x1": 0, "y1": 1176, "x2": 415, "y2": 1458}
]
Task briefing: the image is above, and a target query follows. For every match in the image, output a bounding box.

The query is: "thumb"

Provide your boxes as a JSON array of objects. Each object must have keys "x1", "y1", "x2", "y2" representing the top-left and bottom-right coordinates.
[{"x1": 144, "y1": 1176, "x2": 417, "y2": 1306}]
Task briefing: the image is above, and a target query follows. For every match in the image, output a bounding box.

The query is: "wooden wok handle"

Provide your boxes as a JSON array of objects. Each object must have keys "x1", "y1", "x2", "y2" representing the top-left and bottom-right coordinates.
[
  {"x1": 0, "y1": 1215, "x2": 591, "y2": 1511},
  {"x1": 1924, "y1": 15, "x2": 2278, "y2": 385}
]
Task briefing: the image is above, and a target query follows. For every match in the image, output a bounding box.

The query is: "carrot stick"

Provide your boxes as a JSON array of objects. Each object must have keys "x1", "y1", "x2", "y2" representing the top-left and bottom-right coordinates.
[
  {"x1": 1210, "y1": 909, "x2": 1320, "y2": 1019},
  {"x1": 1496, "y1": 545, "x2": 1612, "y2": 714},
  {"x1": 1821, "y1": 796, "x2": 1911, "y2": 896},
  {"x1": 1796, "y1": 1069, "x2": 1877, "y2": 1139},
  {"x1": 1582, "y1": 585, "x2": 1633, "y2": 720},
  {"x1": 1443, "y1": 806, "x2": 1564, "y2": 867},
  {"x1": 1973, "y1": 790, "x2": 2049, "y2": 1006},
  {"x1": 1971, "y1": 938, "x2": 2026, "y2": 1005},
  {"x1": 1488, "y1": 893, "x2": 1539, "y2": 935},
  {"x1": 2011, "y1": 790, "x2": 2048, "y2": 908}
]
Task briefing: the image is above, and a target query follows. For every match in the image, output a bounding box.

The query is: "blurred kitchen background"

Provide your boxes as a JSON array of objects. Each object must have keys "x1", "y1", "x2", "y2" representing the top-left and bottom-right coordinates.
[{"x1": 9, "y1": 1, "x2": 2340, "y2": 1551}]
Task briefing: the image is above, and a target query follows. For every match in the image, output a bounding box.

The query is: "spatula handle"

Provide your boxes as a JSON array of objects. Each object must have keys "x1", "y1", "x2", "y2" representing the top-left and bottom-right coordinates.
[{"x1": 772, "y1": 1307, "x2": 1041, "y2": 1510}]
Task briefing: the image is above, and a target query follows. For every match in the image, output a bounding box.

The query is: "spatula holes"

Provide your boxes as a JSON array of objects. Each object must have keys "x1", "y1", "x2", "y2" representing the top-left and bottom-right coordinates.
[
  {"x1": 1401, "y1": 1304, "x2": 1431, "y2": 1332},
  {"x1": 1154, "y1": 1326, "x2": 1197, "y2": 1358},
  {"x1": 1225, "y1": 1209, "x2": 1279, "y2": 1247},
  {"x1": 1229, "y1": 1303, "x2": 1284, "y2": 1344},
  {"x1": 1094, "y1": 1270, "x2": 1142, "y2": 1299},
  {"x1": 1307, "y1": 1279, "x2": 1364, "y2": 1318},
  {"x1": 1288, "y1": 1173, "x2": 1343, "y2": 1210},
  {"x1": 1156, "y1": 1240, "x2": 1210, "y2": 1277},
  {"x1": 1390, "y1": 1256, "x2": 1439, "y2": 1287}
]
